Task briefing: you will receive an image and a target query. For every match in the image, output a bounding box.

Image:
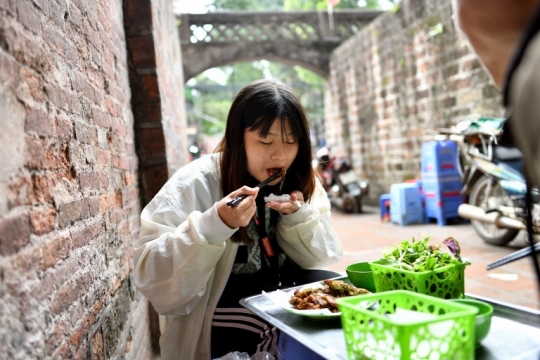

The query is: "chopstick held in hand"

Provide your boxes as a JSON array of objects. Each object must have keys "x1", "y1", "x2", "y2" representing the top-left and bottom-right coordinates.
[{"x1": 227, "y1": 169, "x2": 285, "y2": 207}]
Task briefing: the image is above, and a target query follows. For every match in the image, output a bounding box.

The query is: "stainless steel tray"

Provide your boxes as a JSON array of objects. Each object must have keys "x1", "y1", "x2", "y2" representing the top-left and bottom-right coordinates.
[{"x1": 240, "y1": 288, "x2": 540, "y2": 359}]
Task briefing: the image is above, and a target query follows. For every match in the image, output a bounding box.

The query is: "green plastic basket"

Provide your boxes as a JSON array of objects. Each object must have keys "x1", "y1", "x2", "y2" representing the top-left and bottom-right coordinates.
[
  {"x1": 369, "y1": 260, "x2": 466, "y2": 299},
  {"x1": 337, "y1": 290, "x2": 477, "y2": 360}
]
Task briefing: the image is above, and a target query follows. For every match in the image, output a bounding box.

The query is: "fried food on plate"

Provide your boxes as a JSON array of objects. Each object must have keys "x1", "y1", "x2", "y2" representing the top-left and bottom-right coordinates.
[{"x1": 289, "y1": 279, "x2": 369, "y2": 313}]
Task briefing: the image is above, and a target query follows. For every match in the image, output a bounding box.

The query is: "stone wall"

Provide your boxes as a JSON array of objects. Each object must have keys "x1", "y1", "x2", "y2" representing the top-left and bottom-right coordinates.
[
  {"x1": 325, "y1": 0, "x2": 503, "y2": 204},
  {"x1": 0, "y1": 0, "x2": 187, "y2": 358}
]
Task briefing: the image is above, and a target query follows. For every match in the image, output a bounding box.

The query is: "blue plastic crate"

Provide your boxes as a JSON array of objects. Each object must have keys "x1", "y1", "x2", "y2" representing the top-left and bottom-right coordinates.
[
  {"x1": 421, "y1": 140, "x2": 460, "y2": 175},
  {"x1": 425, "y1": 195, "x2": 463, "y2": 226},
  {"x1": 421, "y1": 174, "x2": 463, "y2": 196},
  {"x1": 390, "y1": 183, "x2": 424, "y2": 226},
  {"x1": 390, "y1": 183, "x2": 423, "y2": 215},
  {"x1": 390, "y1": 209, "x2": 424, "y2": 226}
]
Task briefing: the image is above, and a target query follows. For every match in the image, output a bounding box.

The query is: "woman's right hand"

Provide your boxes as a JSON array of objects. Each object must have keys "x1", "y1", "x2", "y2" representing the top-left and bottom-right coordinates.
[{"x1": 216, "y1": 186, "x2": 259, "y2": 228}]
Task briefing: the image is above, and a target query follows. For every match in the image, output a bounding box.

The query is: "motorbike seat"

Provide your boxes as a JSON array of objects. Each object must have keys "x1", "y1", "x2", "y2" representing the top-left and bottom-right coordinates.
[{"x1": 493, "y1": 146, "x2": 523, "y2": 161}]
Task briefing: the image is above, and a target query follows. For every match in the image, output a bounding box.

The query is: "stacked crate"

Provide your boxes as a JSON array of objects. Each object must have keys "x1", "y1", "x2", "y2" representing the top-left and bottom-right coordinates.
[
  {"x1": 389, "y1": 183, "x2": 424, "y2": 226},
  {"x1": 421, "y1": 140, "x2": 463, "y2": 226}
]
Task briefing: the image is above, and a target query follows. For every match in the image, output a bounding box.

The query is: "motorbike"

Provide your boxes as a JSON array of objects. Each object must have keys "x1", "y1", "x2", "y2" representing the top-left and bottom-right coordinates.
[
  {"x1": 439, "y1": 117, "x2": 540, "y2": 246},
  {"x1": 314, "y1": 154, "x2": 369, "y2": 213}
]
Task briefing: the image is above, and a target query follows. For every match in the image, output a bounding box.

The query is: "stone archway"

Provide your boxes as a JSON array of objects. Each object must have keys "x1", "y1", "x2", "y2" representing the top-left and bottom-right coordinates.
[{"x1": 178, "y1": 10, "x2": 382, "y2": 80}]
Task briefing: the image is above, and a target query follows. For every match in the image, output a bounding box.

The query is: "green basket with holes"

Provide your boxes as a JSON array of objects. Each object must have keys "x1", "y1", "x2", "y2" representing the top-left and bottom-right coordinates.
[
  {"x1": 337, "y1": 290, "x2": 477, "y2": 360},
  {"x1": 369, "y1": 260, "x2": 466, "y2": 299}
]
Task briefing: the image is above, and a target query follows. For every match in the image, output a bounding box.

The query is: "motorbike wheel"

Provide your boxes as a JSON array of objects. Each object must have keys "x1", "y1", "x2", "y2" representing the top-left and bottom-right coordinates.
[
  {"x1": 343, "y1": 195, "x2": 360, "y2": 213},
  {"x1": 469, "y1": 175, "x2": 519, "y2": 245},
  {"x1": 355, "y1": 195, "x2": 363, "y2": 213}
]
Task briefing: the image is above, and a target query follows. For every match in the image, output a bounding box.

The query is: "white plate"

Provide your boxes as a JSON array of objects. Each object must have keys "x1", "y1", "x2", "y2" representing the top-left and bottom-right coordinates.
[{"x1": 262, "y1": 281, "x2": 375, "y2": 320}]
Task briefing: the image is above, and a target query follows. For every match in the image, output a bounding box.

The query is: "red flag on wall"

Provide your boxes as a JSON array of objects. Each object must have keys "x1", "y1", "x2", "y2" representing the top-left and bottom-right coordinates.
[{"x1": 327, "y1": 0, "x2": 340, "y2": 7}]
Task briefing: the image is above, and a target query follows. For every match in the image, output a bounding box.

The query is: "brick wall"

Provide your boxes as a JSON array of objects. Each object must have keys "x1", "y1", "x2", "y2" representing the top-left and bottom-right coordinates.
[
  {"x1": 0, "y1": 0, "x2": 187, "y2": 358},
  {"x1": 325, "y1": 0, "x2": 503, "y2": 204}
]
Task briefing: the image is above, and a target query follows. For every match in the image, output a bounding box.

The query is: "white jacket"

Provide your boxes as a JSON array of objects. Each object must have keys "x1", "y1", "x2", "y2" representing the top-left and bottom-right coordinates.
[{"x1": 133, "y1": 153, "x2": 343, "y2": 360}]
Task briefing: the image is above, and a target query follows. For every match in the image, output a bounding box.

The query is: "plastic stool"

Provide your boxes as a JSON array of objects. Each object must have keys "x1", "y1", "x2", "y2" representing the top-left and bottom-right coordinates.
[{"x1": 379, "y1": 193, "x2": 391, "y2": 222}]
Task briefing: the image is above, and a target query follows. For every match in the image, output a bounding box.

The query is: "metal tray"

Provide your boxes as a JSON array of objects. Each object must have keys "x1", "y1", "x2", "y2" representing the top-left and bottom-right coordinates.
[{"x1": 240, "y1": 287, "x2": 540, "y2": 359}]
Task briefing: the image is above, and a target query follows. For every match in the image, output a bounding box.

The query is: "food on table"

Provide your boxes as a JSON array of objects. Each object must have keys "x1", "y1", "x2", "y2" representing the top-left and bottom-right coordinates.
[
  {"x1": 379, "y1": 236, "x2": 470, "y2": 272},
  {"x1": 289, "y1": 279, "x2": 370, "y2": 313}
]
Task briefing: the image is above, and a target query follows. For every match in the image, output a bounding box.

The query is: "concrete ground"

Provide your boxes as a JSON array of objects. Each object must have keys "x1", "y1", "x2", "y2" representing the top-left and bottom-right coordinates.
[{"x1": 325, "y1": 205, "x2": 540, "y2": 311}]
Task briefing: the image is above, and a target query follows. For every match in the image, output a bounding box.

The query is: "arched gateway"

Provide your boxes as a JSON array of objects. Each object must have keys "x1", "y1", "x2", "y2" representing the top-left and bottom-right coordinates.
[{"x1": 178, "y1": 10, "x2": 382, "y2": 80}]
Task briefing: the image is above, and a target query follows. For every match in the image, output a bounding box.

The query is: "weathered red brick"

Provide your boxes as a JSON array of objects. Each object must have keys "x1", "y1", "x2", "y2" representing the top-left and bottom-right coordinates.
[
  {"x1": 70, "y1": 220, "x2": 101, "y2": 249},
  {"x1": 29, "y1": 206, "x2": 56, "y2": 235},
  {"x1": 74, "y1": 122, "x2": 97, "y2": 144},
  {"x1": 128, "y1": 36, "x2": 156, "y2": 69},
  {"x1": 0, "y1": 211, "x2": 31, "y2": 256},
  {"x1": 110, "y1": 116, "x2": 127, "y2": 137},
  {"x1": 103, "y1": 97, "x2": 122, "y2": 118},
  {"x1": 99, "y1": 192, "x2": 121, "y2": 213},
  {"x1": 95, "y1": 149, "x2": 111, "y2": 167},
  {"x1": 25, "y1": 136, "x2": 46, "y2": 169},
  {"x1": 0, "y1": 0, "x2": 16, "y2": 15},
  {"x1": 8, "y1": 175, "x2": 33, "y2": 208},
  {"x1": 55, "y1": 114, "x2": 73, "y2": 143},
  {"x1": 27, "y1": 141, "x2": 70, "y2": 171},
  {"x1": 46, "y1": 0, "x2": 66, "y2": 29},
  {"x1": 91, "y1": 329, "x2": 105, "y2": 360},
  {"x1": 86, "y1": 196, "x2": 99, "y2": 218},
  {"x1": 125, "y1": 0, "x2": 151, "y2": 31},
  {"x1": 43, "y1": 23, "x2": 65, "y2": 56},
  {"x1": 0, "y1": 51, "x2": 21, "y2": 90},
  {"x1": 134, "y1": 102, "x2": 161, "y2": 124},
  {"x1": 38, "y1": 234, "x2": 71, "y2": 272},
  {"x1": 137, "y1": 128, "x2": 165, "y2": 162},
  {"x1": 71, "y1": 71, "x2": 99, "y2": 104},
  {"x1": 142, "y1": 74, "x2": 159, "y2": 98},
  {"x1": 50, "y1": 342, "x2": 70, "y2": 360},
  {"x1": 65, "y1": 1, "x2": 83, "y2": 33},
  {"x1": 30, "y1": 173, "x2": 55, "y2": 204},
  {"x1": 16, "y1": 0, "x2": 41, "y2": 35},
  {"x1": 45, "y1": 321, "x2": 68, "y2": 356},
  {"x1": 25, "y1": 107, "x2": 52, "y2": 137},
  {"x1": 92, "y1": 107, "x2": 110, "y2": 128},
  {"x1": 51, "y1": 271, "x2": 92, "y2": 316},
  {"x1": 79, "y1": 171, "x2": 99, "y2": 190},
  {"x1": 141, "y1": 164, "x2": 168, "y2": 204},
  {"x1": 57, "y1": 198, "x2": 90, "y2": 227},
  {"x1": 112, "y1": 154, "x2": 131, "y2": 171},
  {"x1": 46, "y1": 84, "x2": 69, "y2": 111},
  {"x1": 20, "y1": 67, "x2": 45, "y2": 102}
]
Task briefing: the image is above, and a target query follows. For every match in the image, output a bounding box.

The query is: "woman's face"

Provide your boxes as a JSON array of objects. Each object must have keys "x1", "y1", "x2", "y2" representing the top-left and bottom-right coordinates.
[{"x1": 244, "y1": 118, "x2": 299, "y2": 184}]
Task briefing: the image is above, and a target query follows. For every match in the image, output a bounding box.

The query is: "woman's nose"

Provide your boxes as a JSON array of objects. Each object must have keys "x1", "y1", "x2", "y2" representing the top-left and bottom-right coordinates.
[{"x1": 270, "y1": 145, "x2": 286, "y2": 160}]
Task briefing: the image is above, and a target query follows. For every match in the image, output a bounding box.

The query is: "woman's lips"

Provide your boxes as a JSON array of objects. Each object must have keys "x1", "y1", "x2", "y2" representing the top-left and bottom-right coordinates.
[{"x1": 266, "y1": 168, "x2": 284, "y2": 177}]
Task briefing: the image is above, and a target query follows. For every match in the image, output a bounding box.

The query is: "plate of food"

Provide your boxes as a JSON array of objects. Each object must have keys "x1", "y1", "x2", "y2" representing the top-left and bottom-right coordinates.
[{"x1": 263, "y1": 279, "x2": 375, "y2": 320}]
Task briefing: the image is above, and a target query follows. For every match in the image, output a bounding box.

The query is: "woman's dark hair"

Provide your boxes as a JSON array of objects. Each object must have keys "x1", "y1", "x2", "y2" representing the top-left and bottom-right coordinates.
[{"x1": 214, "y1": 79, "x2": 315, "y2": 243}]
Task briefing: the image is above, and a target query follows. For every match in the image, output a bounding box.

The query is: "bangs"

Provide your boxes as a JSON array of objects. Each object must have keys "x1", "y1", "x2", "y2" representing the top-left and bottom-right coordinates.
[{"x1": 243, "y1": 101, "x2": 305, "y2": 140}]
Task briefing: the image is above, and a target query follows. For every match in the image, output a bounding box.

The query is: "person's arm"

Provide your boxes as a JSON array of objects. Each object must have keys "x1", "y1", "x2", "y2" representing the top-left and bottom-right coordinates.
[
  {"x1": 276, "y1": 180, "x2": 343, "y2": 269},
  {"x1": 453, "y1": 0, "x2": 539, "y2": 88},
  {"x1": 132, "y1": 167, "x2": 238, "y2": 316}
]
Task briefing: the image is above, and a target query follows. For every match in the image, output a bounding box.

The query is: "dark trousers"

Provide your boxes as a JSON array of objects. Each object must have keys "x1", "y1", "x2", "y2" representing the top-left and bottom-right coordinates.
[{"x1": 211, "y1": 269, "x2": 341, "y2": 358}]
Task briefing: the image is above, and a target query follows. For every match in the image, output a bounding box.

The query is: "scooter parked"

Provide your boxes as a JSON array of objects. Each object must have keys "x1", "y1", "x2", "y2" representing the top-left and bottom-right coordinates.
[
  {"x1": 315, "y1": 152, "x2": 369, "y2": 213},
  {"x1": 440, "y1": 117, "x2": 540, "y2": 246}
]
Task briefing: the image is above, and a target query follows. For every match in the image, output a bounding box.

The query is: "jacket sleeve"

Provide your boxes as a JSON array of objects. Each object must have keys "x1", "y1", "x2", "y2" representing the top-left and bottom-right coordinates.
[
  {"x1": 133, "y1": 177, "x2": 237, "y2": 316},
  {"x1": 276, "y1": 180, "x2": 343, "y2": 269}
]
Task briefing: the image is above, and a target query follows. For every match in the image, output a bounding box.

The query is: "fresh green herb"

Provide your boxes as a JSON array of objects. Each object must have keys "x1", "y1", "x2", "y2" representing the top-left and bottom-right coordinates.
[{"x1": 379, "y1": 236, "x2": 470, "y2": 272}]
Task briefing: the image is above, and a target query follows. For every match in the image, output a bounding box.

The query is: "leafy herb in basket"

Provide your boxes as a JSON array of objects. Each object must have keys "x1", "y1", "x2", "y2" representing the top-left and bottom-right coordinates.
[{"x1": 379, "y1": 236, "x2": 470, "y2": 272}]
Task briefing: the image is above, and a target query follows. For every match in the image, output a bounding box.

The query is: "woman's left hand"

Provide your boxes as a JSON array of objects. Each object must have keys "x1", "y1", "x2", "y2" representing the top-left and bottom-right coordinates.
[{"x1": 265, "y1": 190, "x2": 304, "y2": 215}]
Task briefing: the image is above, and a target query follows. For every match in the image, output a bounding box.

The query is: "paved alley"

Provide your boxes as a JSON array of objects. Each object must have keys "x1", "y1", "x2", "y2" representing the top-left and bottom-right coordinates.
[{"x1": 326, "y1": 206, "x2": 540, "y2": 311}]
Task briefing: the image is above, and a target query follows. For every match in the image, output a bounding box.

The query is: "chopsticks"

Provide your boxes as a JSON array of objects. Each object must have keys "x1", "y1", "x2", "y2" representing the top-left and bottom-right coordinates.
[{"x1": 227, "y1": 170, "x2": 285, "y2": 207}]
